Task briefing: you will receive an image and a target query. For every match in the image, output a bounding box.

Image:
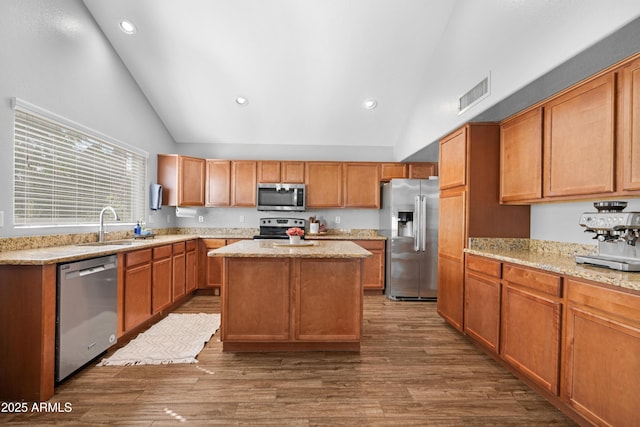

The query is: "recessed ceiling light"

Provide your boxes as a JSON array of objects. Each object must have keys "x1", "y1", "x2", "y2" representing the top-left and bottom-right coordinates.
[
  {"x1": 235, "y1": 97, "x2": 249, "y2": 106},
  {"x1": 119, "y1": 20, "x2": 137, "y2": 34},
  {"x1": 363, "y1": 99, "x2": 378, "y2": 110}
]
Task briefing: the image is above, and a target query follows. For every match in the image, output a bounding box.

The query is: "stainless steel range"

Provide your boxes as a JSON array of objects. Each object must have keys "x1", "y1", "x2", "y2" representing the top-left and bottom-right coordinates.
[
  {"x1": 253, "y1": 217, "x2": 306, "y2": 239},
  {"x1": 576, "y1": 201, "x2": 640, "y2": 271}
]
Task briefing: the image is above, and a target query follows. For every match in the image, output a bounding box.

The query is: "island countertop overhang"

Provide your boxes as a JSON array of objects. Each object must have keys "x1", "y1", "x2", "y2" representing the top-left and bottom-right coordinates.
[{"x1": 208, "y1": 239, "x2": 372, "y2": 258}]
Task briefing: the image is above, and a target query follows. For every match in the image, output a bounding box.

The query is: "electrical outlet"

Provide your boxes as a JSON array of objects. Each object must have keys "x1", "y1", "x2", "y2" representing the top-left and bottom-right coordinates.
[
  {"x1": 198, "y1": 216, "x2": 204, "y2": 223},
  {"x1": 335, "y1": 216, "x2": 341, "y2": 224},
  {"x1": 239, "y1": 215, "x2": 245, "y2": 223}
]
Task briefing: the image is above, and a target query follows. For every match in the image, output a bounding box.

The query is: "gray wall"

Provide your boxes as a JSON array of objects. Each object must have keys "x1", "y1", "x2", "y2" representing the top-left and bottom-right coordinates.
[{"x1": 0, "y1": 0, "x2": 178, "y2": 237}]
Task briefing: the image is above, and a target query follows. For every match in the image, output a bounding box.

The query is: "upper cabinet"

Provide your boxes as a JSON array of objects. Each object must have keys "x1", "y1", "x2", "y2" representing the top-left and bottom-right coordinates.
[
  {"x1": 619, "y1": 55, "x2": 640, "y2": 192},
  {"x1": 231, "y1": 161, "x2": 257, "y2": 207},
  {"x1": 205, "y1": 160, "x2": 256, "y2": 207},
  {"x1": 257, "y1": 161, "x2": 305, "y2": 183},
  {"x1": 439, "y1": 127, "x2": 467, "y2": 190},
  {"x1": 205, "y1": 160, "x2": 231, "y2": 207},
  {"x1": 499, "y1": 52, "x2": 640, "y2": 203},
  {"x1": 543, "y1": 73, "x2": 615, "y2": 197},
  {"x1": 380, "y1": 162, "x2": 438, "y2": 181},
  {"x1": 305, "y1": 162, "x2": 343, "y2": 208},
  {"x1": 500, "y1": 108, "x2": 543, "y2": 203},
  {"x1": 343, "y1": 163, "x2": 380, "y2": 208},
  {"x1": 408, "y1": 162, "x2": 438, "y2": 179},
  {"x1": 157, "y1": 154, "x2": 205, "y2": 207},
  {"x1": 380, "y1": 163, "x2": 407, "y2": 181}
]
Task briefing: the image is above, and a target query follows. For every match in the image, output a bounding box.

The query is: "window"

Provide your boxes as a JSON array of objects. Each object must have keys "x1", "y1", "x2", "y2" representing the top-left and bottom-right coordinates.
[{"x1": 13, "y1": 99, "x2": 148, "y2": 227}]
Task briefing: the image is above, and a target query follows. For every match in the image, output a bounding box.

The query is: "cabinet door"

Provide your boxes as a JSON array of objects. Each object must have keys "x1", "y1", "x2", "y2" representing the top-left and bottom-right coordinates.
[
  {"x1": 500, "y1": 108, "x2": 543, "y2": 202},
  {"x1": 437, "y1": 190, "x2": 466, "y2": 331},
  {"x1": 439, "y1": 127, "x2": 467, "y2": 190},
  {"x1": 152, "y1": 245, "x2": 172, "y2": 314},
  {"x1": 206, "y1": 160, "x2": 231, "y2": 206},
  {"x1": 257, "y1": 161, "x2": 281, "y2": 183},
  {"x1": 500, "y1": 283, "x2": 561, "y2": 395},
  {"x1": 172, "y1": 243, "x2": 186, "y2": 300},
  {"x1": 408, "y1": 162, "x2": 438, "y2": 179},
  {"x1": 305, "y1": 162, "x2": 343, "y2": 208},
  {"x1": 185, "y1": 240, "x2": 197, "y2": 293},
  {"x1": 543, "y1": 73, "x2": 615, "y2": 197},
  {"x1": 464, "y1": 270, "x2": 501, "y2": 353},
  {"x1": 353, "y1": 240, "x2": 385, "y2": 291},
  {"x1": 200, "y1": 239, "x2": 226, "y2": 289},
  {"x1": 343, "y1": 163, "x2": 380, "y2": 208},
  {"x1": 179, "y1": 156, "x2": 206, "y2": 206},
  {"x1": 563, "y1": 278, "x2": 640, "y2": 427},
  {"x1": 619, "y1": 56, "x2": 640, "y2": 191},
  {"x1": 231, "y1": 161, "x2": 257, "y2": 206},
  {"x1": 380, "y1": 163, "x2": 407, "y2": 181},
  {"x1": 281, "y1": 161, "x2": 305, "y2": 183},
  {"x1": 124, "y1": 250, "x2": 152, "y2": 332}
]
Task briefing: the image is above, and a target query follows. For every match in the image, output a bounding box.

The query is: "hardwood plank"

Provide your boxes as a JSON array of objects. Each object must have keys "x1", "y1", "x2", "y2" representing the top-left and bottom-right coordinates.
[{"x1": 2, "y1": 295, "x2": 576, "y2": 426}]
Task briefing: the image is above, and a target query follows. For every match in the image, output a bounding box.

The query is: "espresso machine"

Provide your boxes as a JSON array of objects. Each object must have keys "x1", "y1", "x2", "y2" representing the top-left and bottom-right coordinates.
[{"x1": 576, "y1": 201, "x2": 640, "y2": 271}]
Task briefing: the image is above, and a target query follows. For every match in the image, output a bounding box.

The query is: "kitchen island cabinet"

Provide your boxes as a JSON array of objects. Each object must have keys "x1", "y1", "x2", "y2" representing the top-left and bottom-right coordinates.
[{"x1": 208, "y1": 239, "x2": 371, "y2": 351}]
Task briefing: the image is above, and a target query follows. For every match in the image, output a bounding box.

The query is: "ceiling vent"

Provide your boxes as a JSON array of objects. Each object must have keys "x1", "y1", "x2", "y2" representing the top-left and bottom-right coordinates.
[{"x1": 458, "y1": 75, "x2": 490, "y2": 115}]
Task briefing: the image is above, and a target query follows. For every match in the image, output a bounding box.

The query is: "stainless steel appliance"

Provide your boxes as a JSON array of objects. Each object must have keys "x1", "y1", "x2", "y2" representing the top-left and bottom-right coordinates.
[
  {"x1": 576, "y1": 201, "x2": 640, "y2": 271},
  {"x1": 56, "y1": 255, "x2": 118, "y2": 382},
  {"x1": 379, "y1": 178, "x2": 439, "y2": 300},
  {"x1": 257, "y1": 183, "x2": 306, "y2": 211},
  {"x1": 253, "y1": 217, "x2": 306, "y2": 239}
]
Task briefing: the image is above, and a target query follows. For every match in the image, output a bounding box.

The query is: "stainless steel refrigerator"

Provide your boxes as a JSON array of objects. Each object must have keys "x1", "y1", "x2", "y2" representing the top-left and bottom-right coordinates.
[{"x1": 379, "y1": 178, "x2": 439, "y2": 300}]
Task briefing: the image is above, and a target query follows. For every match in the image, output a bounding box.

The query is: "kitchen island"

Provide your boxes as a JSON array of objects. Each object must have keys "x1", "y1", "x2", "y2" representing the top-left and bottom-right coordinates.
[{"x1": 208, "y1": 239, "x2": 371, "y2": 352}]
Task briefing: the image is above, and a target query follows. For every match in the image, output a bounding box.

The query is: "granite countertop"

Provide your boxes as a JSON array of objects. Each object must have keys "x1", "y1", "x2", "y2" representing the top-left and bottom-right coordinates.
[
  {"x1": 208, "y1": 239, "x2": 372, "y2": 259},
  {"x1": 0, "y1": 235, "x2": 200, "y2": 265},
  {"x1": 466, "y1": 238, "x2": 640, "y2": 292}
]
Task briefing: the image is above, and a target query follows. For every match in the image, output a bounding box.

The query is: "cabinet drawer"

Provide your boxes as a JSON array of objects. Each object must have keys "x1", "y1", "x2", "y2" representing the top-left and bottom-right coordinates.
[
  {"x1": 153, "y1": 245, "x2": 172, "y2": 260},
  {"x1": 126, "y1": 248, "x2": 152, "y2": 267},
  {"x1": 186, "y1": 240, "x2": 197, "y2": 251},
  {"x1": 173, "y1": 242, "x2": 186, "y2": 254},
  {"x1": 567, "y1": 278, "x2": 640, "y2": 324},
  {"x1": 466, "y1": 255, "x2": 501, "y2": 278},
  {"x1": 503, "y1": 264, "x2": 561, "y2": 297}
]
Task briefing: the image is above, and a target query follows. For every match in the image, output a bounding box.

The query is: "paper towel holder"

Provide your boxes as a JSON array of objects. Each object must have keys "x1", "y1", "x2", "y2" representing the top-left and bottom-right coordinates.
[{"x1": 150, "y1": 183, "x2": 163, "y2": 210}]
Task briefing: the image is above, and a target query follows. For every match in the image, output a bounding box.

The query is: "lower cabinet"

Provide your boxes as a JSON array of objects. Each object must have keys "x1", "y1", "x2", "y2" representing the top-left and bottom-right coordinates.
[
  {"x1": 123, "y1": 249, "x2": 152, "y2": 333},
  {"x1": 563, "y1": 277, "x2": 640, "y2": 427},
  {"x1": 152, "y1": 245, "x2": 173, "y2": 314},
  {"x1": 172, "y1": 242, "x2": 186, "y2": 300},
  {"x1": 185, "y1": 240, "x2": 198, "y2": 293},
  {"x1": 501, "y1": 265, "x2": 562, "y2": 395},
  {"x1": 464, "y1": 255, "x2": 501, "y2": 353},
  {"x1": 353, "y1": 240, "x2": 385, "y2": 292},
  {"x1": 200, "y1": 238, "x2": 226, "y2": 290}
]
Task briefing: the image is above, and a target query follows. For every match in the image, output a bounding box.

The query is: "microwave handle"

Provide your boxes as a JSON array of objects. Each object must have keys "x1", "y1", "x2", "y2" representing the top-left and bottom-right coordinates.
[{"x1": 293, "y1": 188, "x2": 298, "y2": 206}]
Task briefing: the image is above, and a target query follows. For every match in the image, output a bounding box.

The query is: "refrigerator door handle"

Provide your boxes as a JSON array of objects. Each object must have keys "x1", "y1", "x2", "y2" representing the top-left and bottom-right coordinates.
[
  {"x1": 414, "y1": 195, "x2": 420, "y2": 252},
  {"x1": 420, "y1": 195, "x2": 427, "y2": 251}
]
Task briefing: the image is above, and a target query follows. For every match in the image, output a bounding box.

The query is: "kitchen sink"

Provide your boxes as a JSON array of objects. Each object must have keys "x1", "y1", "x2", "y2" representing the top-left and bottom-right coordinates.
[{"x1": 77, "y1": 240, "x2": 135, "y2": 246}]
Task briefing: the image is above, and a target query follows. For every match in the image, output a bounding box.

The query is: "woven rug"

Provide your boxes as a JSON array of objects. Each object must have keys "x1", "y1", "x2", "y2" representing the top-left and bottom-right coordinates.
[{"x1": 98, "y1": 313, "x2": 220, "y2": 366}]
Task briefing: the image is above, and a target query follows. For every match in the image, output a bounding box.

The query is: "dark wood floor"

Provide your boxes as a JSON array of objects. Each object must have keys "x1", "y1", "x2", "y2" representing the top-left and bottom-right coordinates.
[{"x1": 4, "y1": 295, "x2": 577, "y2": 426}]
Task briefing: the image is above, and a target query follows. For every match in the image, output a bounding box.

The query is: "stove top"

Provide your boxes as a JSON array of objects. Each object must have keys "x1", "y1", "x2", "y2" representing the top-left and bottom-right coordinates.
[{"x1": 253, "y1": 217, "x2": 306, "y2": 240}]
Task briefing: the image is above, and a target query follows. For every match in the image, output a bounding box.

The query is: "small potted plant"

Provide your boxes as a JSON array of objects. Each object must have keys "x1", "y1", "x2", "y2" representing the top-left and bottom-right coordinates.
[{"x1": 286, "y1": 227, "x2": 304, "y2": 244}]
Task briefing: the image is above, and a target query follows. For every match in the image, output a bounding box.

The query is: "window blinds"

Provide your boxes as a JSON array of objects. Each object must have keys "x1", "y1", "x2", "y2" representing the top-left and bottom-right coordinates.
[{"x1": 13, "y1": 100, "x2": 147, "y2": 227}]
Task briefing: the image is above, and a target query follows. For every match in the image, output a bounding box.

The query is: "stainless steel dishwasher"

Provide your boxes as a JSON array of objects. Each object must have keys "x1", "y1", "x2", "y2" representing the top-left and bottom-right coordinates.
[{"x1": 56, "y1": 255, "x2": 118, "y2": 382}]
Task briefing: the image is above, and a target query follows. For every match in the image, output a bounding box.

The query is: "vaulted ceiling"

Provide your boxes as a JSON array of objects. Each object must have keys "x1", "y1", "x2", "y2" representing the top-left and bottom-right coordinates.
[{"x1": 83, "y1": 1, "x2": 640, "y2": 160}]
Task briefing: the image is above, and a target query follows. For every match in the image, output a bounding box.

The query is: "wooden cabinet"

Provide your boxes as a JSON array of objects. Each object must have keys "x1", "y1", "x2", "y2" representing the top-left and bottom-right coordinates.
[
  {"x1": 408, "y1": 162, "x2": 437, "y2": 179},
  {"x1": 258, "y1": 161, "x2": 305, "y2": 183},
  {"x1": 500, "y1": 108, "x2": 543, "y2": 202},
  {"x1": 157, "y1": 154, "x2": 206, "y2": 206},
  {"x1": 172, "y1": 242, "x2": 186, "y2": 300},
  {"x1": 305, "y1": 162, "x2": 343, "y2": 208},
  {"x1": 564, "y1": 278, "x2": 640, "y2": 427},
  {"x1": 353, "y1": 240, "x2": 385, "y2": 292},
  {"x1": 199, "y1": 239, "x2": 226, "y2": 290},
  {"x1": 501, "y1": 265, "x2": 562, "y2": 395},
  {"x1": 437, "y1": 124, "x2": 530, "y2": 331},
  {"x1": 123, "y1": 249, "x2": 152, "y2": 333},
  {"x1": 185, "y1": 240, "x2": 198, "y2": 293},
  {"x1": 543, "y1": 73, "x2": 615, "y2": 197},
  {"x1": 343, "y1": 163, "x2": 380, "y2": 208},
  {"x1": 380, "y1": 163, "x2": 407, "y2": 181},
  {"x1": 464, "y1": 255, "x2": 501, "y2": 353},
  {"x1": 231, "y1": 161, "x2": 257, "y2": 207},
  {"x1": 151, "y1": 245, "x2": 172, "y2": 314},
  {"x1": 205, "y1": 159, "x2": 231, "y2": 206},
  {"x1": 618, "y1": 55, "x2": 640, "y2": 192}
]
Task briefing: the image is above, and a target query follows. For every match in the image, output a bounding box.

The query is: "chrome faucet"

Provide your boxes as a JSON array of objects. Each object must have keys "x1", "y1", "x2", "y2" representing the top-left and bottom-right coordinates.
[{"x1": 99, "y1": 206, "x2": 120, "y2": 243}]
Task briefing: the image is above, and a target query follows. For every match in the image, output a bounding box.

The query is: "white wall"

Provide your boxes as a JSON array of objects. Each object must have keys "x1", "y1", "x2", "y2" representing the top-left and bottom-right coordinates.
[{"x1": 0, "y1": 0, "x2": 178, "y2": 238}]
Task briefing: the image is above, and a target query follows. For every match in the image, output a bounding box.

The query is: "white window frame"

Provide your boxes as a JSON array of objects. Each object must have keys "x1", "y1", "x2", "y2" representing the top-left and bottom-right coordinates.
[{"x1": 12, "y1": 98, "x2": 148, "y2": 228}]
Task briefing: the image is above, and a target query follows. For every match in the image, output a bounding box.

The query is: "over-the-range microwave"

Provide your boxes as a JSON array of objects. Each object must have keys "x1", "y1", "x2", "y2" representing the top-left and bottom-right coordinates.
[{"x1": 256, "y1": 183, "x2": 306, "y2": 211}]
